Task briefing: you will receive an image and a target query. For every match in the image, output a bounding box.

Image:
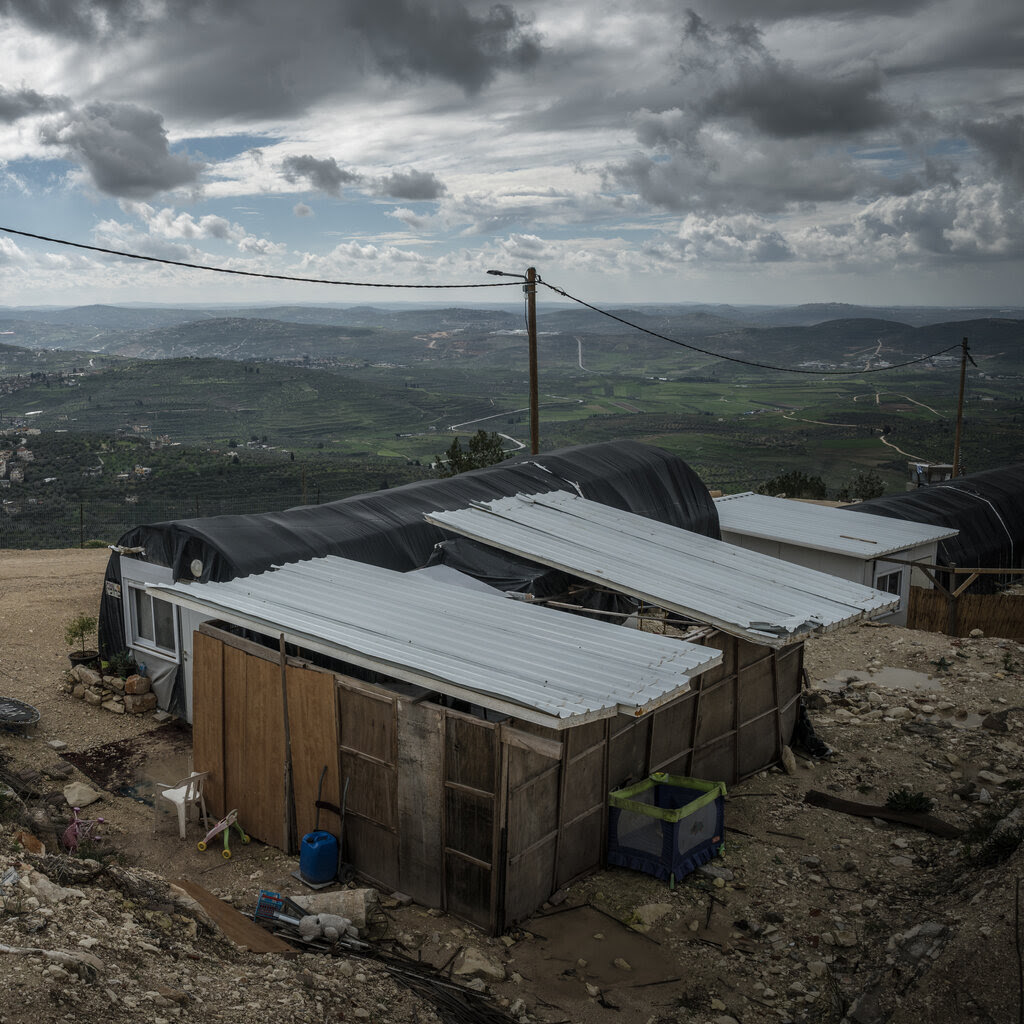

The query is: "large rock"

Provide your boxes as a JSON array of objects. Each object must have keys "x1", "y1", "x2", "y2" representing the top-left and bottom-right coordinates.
[
  {"x1": 63, "y1": 782, "x2": 102, "y2": 808},
  {"x1": 453, "y1": 947, "x2": 507, "y2": 982},
  {"x1": 125, "y1": 692, "x2": 157, "y2": 714},
  {"x1": 125, "y1": 674, "x2": 151, "y2": 695},
  {"x1": 72, "y1": 666, "x2": 102, "y2": 687}
]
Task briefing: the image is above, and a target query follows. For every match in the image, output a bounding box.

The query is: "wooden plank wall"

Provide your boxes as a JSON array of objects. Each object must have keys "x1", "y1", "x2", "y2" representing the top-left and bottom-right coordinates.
[
  {"x1": 192, "y1": 624, "x2": 802, "y2": 934},
  {"x1": 193, "y1": 627, "x2": 336, "y2": 853},
  {"x1": 908, "y1": 587, "x2": 1024, "y2": 639}
]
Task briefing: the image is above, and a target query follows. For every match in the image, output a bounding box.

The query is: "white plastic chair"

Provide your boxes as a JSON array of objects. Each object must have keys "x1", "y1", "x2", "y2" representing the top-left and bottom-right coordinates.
[{"x1": 155, "y1": 771, "x2": 211, "y2": 839}]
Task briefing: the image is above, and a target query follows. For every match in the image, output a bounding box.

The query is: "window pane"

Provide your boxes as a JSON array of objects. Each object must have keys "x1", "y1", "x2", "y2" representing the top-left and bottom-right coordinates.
[
  {"x1": 134, "y1": 588, "x2": 154, "y2": 641},
  {"x1": 876, "y1": 571, "x2": 901, "y2": 595},
  {"x1": 153, "y1": 598, "x2": 175, "y2": 651}
]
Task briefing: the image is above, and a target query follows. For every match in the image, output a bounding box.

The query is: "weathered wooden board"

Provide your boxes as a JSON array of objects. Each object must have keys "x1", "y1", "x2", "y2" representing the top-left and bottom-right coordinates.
[
  {"x1": 244, "y1": 653, "x2": 287, "y2": 850},
  {"x1": 287, "y1": 664, "x2": 341, "y2": 841},
  {"x1": 397, "y1": 700, "x2": 444, "y2": 907},
  {"x1": 191, "y1": 630, "x2": 225, "y2": 817}
]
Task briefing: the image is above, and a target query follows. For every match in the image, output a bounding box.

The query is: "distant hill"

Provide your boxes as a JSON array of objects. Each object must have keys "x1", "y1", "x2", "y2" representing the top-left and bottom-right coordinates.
[{"x1": 1, "y1": 302, "x2": 1020, "y2": 375}]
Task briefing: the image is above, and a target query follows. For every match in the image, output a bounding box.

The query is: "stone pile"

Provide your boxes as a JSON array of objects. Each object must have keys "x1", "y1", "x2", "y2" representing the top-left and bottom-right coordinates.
[{"x1": 61, "y1": 665, "x2": 158, "y2": 716}]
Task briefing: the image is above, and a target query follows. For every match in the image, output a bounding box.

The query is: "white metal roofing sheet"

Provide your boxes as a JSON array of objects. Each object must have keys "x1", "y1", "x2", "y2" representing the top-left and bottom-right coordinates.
[
  {"x1": 150, "y1": 554, "x2": 721, "y2": 729},
  {"x1": 714, "y1": 492, "x2": 959, "y2": 558},
  {"x1": 426, "y1": 491, "x2": 899, "y2": 646}
]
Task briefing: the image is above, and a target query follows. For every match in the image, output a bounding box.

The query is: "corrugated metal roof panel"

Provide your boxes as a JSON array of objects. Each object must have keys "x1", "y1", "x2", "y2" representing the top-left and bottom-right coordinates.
[
  {"x1": 151, "y1": 555, "x2": 721, "y2": 729},
  {"x1": 715, "y1": 492, "x2": 959, "y2": 558},
  {"x1": 426, "y1": 491, "x2": 898, "y2": 646}
]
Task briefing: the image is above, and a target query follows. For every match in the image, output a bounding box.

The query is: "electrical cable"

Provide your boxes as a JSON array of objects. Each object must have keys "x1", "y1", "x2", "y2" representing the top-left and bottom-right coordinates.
[
  {"x1": 0, "y1": 226, "x2": 520, "y2": 290},
  {"x1": 539, "y1": 278, "x2": 964, "y2": 376}
]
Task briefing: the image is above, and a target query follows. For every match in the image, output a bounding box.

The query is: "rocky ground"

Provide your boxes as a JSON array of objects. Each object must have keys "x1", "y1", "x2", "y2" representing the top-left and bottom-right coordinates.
[{"x1": 2, "y1": 548, "x2": 1024, "y2": 1024}]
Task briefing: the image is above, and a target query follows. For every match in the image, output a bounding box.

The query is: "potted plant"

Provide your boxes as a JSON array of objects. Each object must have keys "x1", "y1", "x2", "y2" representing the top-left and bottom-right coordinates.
[{"x1": 64, "y1": 611, "x2": 99, "y2": 668}]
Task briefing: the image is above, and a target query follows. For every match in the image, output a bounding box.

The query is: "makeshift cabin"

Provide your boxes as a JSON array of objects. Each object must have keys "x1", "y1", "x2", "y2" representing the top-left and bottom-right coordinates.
[
  {"x1": 714, "y1": 492, "x2": 958, "y2": 625},
  {"x1": 154, "y1": 556, "x2": 723, "y2": 933},
  {"x1": 99, "y1": 441, "x2": 719, "y2": 720},
  {"x1": 151, "y1": 491, "x2": 894, "y2": 931}
]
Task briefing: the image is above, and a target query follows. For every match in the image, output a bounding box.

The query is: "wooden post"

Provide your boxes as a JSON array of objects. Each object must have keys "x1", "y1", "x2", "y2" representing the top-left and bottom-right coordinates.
[
  {"x1": 947, "y1": 563, "x2": 959, "y2": 637},
  {"x1": 526, "y1": 267, "x2": 539, "y2": 454},
  {"x1": 279, "y1": 634, "x2": 296, "y2": 854},
  {"x1": 952, "y1": 337, "x2": 968, "y2": 477}
]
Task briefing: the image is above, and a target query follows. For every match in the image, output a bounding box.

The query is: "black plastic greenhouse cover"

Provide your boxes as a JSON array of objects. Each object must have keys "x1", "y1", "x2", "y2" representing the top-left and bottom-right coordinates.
[
  {"x1": 847, "y1": 463, "x2": 1024, "y2": 591},
  {"x1": 99, "y1": 440, "x2": 719, "y2": 667}
]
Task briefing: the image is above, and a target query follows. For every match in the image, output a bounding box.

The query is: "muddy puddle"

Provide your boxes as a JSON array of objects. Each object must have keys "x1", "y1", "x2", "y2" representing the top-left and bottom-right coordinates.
[
  {"x1": 506, "y1": 902, "x2": 687, "y2": 1017},
  {"x1": 61, "y1": 724, "x2": 194, "y2": 804},
  {"x1": 818, "y1": 667, "x2": 943, "y2": 693}
]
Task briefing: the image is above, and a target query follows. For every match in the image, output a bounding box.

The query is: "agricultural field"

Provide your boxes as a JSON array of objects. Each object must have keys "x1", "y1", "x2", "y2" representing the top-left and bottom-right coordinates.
[{"x1": 1, "y1": 302, "x2": 1021, "y2": 547}]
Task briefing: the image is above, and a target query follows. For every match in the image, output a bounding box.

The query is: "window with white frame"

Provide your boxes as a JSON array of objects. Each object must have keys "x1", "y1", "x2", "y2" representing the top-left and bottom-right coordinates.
[
  {"x1": 875, "y1": 569, "x2": 903, "y2": 596},
  {"x1": 127, "y1": 584, "x2": 179, "y2": 660}
]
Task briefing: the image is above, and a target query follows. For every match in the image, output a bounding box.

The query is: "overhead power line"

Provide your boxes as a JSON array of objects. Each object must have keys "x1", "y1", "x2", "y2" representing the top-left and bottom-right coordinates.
[
  {"x1": 539, "y1": 278, "x2": 963, "y2": 376},
  {"x1": 0, "y1": 226, "x2": 519, "y2": 290}
]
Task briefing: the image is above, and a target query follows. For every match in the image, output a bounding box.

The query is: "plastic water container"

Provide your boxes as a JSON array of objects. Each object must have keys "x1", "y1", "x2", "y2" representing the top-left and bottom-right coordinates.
[{"x1": 299, "y1": 830, "x2": 338, "y2": 884}]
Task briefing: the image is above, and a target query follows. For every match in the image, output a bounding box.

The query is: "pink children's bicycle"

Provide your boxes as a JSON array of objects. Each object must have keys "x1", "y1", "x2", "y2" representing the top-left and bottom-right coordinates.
[
  {"x1": 62, "y1": 807, "x2": 104, "y2": 854},
  {"x1": 197, "y1": 808, "x2": 250, "y2": 859}
]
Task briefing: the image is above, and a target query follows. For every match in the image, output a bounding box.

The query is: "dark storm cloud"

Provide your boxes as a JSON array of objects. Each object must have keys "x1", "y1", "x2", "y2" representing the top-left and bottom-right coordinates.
[
  {"x1": 960, "y1": 115, "x2": 1024, "y2": 189},
  {"x1": 280, "y1": 155, "x2": 362, "y2": 196},
  {"x1": 376, "y1": 169, "x2": 447, "y2": 200},
  {"x1": 347, "y1": 0, "x2": 540, "y2": 94},
  {"x1": 602, "y1": 11, "x2": 904, "y2": 215},
  {"x1": 706, "y1": 64, "x2": 893, "y2": 138},
  {"x1": 687, "y1": 0, "x2": 932, "y2": 21},
  {"x1": 680, "y1": 12, "x2": 895, "y2": 138},
  {"x1": 6, "y1": 0, "x2": 543, "y2": 122},
  {"x1": 0, "y1": 0, "x2": 157, "y2": 38},
  {"x1": 0, "y1": 85, "x2": 67, "y2": 123},
  {"x1": 38, "y1": 102, "x2": 204, "y2": 197}
]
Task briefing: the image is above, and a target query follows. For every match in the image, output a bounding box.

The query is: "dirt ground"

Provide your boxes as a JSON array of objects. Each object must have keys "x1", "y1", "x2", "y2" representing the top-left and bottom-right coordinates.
[{"x1": 3, "y1": 547, "x2": 1024, "y2": 1024}]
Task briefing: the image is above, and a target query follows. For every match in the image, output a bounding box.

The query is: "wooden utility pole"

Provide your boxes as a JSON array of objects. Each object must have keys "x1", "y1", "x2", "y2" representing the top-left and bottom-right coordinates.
[
  {"x1": 952, "y1": 337, "x2": 971, "y2": 478},
  {"x1": 526, "y1": 267, "x2": 539, "y2": 454},
  {"x1": 487, "y1": 265, "x2": 540, "y2": 453}
]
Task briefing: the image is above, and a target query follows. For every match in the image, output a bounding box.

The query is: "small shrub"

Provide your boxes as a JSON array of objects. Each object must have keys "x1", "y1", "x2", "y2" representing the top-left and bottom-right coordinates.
[
  {"x1": 106, "y1": 650, "x2": 138, "y2": 679},
  {"x1": 886, "y1": 789, "x2": 934, "y2": 814},
  {"x1": 63, "y1": 612, "x2": 97, "y2": 655}
]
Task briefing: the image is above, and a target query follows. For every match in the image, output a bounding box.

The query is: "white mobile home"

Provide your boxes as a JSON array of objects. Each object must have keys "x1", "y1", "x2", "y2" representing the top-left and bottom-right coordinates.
[{"x1": 714, "y1": 492, "x2": 959, "y2": 626}]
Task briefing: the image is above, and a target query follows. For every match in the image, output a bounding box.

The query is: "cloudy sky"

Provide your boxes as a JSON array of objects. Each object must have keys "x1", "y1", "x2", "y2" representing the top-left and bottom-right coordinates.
[{"x1": 0, "y1": 0, "x2": 1022, "y2": 308}]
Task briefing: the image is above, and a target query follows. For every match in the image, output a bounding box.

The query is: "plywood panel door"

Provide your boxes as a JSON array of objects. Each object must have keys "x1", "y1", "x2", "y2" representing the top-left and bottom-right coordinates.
[
  {"x1": 287, "y1": 665, "x2": 342, "y2": 842},
  {"x1": 235, "y1": 653, "x2": 287, "y2": 850},
  {"x1": 338, "y1": 682, "x2": 399, "y2": 891},
  {"x1": 443, "y1": 713, "x2": 499, "y2": 931},
  {"x1": 502, "y1": 733, "x2": 560, "y2": 928}
]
